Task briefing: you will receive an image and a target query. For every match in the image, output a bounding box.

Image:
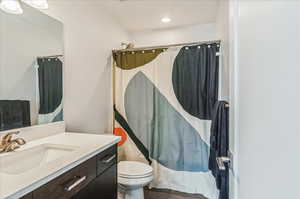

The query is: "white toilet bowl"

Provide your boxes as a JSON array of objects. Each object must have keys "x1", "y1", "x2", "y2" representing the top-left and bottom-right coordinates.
[{"x1": 118, "y1": 161, "x2": 153, "y2": 199}]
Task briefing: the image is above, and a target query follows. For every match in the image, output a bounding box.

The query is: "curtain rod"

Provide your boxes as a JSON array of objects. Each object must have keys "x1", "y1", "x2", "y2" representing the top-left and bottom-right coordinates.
[
  {"x1": 112, "y1": 40, "x2": 221, "y2": 53},
  {"x1": 37, "y1": 54, "x2": 63, "y2": 59}
]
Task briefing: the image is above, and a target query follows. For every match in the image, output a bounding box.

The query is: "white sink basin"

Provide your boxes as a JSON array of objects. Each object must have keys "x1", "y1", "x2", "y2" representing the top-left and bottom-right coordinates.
[{"x1": 0, "y1": 144, "x2": 77, "y2": 175}]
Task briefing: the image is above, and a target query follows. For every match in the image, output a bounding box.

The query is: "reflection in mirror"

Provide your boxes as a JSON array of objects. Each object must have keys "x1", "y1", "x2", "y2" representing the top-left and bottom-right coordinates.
[{"x1": 0, "y1": 2, "x2": 64, "y2": 131}]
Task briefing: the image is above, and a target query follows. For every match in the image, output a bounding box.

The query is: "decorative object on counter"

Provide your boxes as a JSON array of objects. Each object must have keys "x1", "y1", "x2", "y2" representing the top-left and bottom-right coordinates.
[
  {"x1": 113, "y1": 128, "x2": 127, "y2": 146},
  {"x1": 0, "y1": 131, "x2": 26, "y2": 153}
]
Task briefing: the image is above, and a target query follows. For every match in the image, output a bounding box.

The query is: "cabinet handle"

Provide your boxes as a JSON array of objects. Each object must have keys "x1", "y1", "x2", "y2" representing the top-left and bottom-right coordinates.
[
  {"x1": 64, "y1": 176, "x2": 87, "y2": 191},
  {"x1": 101, "y1": 154, "x2": 116, "y2": 164}
]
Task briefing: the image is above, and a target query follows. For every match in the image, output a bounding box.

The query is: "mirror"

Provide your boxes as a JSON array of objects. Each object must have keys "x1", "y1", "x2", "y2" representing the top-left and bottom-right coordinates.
[{"x1": 0, "y1": 3, "x2": 64, "y2": 131}]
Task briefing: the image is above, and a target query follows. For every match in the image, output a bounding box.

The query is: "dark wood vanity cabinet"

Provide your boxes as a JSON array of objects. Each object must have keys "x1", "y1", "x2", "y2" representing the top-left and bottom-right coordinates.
[
  {"x1": 21, "y1": 145, "x2": 117, "y2": 199},
  {"x1": 72, "y1": 145, "x2": 117, "y2": 199},
  {"x1": 72, "y1": 164, "x2": 117, "y2": 199}
]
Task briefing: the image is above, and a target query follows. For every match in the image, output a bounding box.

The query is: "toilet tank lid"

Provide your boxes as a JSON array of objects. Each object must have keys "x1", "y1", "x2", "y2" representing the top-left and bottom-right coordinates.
[{"x1": 118, "y1": 161, "x2": 153, "y2": 177}]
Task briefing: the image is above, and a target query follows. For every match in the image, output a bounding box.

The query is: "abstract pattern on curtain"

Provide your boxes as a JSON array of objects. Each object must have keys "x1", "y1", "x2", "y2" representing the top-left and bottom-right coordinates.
[{"x1": 113, "y1": 43, "x2": 220, "y2": 199}]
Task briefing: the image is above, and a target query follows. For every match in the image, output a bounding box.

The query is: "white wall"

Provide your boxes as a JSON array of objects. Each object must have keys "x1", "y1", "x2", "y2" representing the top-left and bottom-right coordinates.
[
  {"x1": 0, "y1": 4, "x2": 63, "y2": 125},
  {"x1": 0, "y1": 15, "x2": 4, "y2": 97},
  {"x1": 130, "y1": 23, "x2": 217, "y2": 47},
  {"x1": 235, "y1": 1, "x2": 300, "y2": 199},
  {"x1": 216, "y1": 0, "x2": 230, "y2": 101},
  {"x1": 216, "y1": 1, "x2": 241, "y2": 199},
  {"x1": 43, "y1": 2, "x2": 130, "y2": 134}
]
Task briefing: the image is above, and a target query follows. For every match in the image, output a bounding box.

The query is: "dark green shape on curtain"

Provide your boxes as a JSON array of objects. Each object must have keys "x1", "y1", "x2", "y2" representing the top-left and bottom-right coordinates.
[
  {"x1": 113, "y1": 48, "x2": 167, "y2": 70},
  {"x1": 114, "y1": 106, "x2": 152, "y2": 164},
  {"x1": 37, "y1": 58, "x2": 63, "y2": 114},
  {"x1": 172, "y1": 43, "x2": 220, "y2": 120}
]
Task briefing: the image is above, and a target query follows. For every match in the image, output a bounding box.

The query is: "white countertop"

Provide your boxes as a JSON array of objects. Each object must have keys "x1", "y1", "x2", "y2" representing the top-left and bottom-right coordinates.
[{"x1": 0, "y1": 132, "x2": 121, "y2": 199}]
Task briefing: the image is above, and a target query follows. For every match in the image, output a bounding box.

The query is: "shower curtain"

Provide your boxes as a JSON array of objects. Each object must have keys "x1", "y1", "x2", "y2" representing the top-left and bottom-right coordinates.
[
  {"x1": 36, "y1": 58, "x2": 63, "y2": 124},
  {"x1": 113, "y1": 43, "x2": 220, "y2": 199}
]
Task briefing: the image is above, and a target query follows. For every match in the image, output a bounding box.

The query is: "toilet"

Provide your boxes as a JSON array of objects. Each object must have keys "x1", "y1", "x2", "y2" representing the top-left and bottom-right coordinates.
[{"x1": 118, "y1": 161, "x2": 154, "y2": 199}]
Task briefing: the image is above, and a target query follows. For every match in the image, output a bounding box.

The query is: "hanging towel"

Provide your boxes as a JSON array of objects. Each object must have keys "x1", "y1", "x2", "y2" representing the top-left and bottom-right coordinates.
[
  {"x1": 209, "y1": 101, "x2": 229, "y2": 199},
  {"x1": 0, "y1": 100, "x2": 31, "y2": 131}
]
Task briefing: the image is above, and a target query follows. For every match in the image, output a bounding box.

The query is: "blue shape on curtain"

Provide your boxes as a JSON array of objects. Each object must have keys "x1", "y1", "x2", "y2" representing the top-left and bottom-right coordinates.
[{"x1": 125, "y1": 72, "x2": 209, "y2": 172}]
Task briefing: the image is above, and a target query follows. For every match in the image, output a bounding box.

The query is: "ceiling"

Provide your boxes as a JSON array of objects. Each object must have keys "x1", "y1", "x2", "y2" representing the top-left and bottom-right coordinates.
[
  {"x1": 102, "y1": 0, "x2": 220, "y2": 32},
  {"x1": 49, "y1": 0, "x2": 220, "y2": 32}
]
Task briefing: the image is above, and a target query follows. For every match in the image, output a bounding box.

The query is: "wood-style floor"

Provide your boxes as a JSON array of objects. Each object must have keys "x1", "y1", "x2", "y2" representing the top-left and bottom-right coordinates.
[{"x1": 144, "y1": 187, "x2": 208, "y2": 199}]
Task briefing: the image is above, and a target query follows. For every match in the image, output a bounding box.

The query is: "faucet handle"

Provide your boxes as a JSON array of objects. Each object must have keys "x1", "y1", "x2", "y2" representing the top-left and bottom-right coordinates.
[{"x1": 14, "y1": 138, "x2": 26, "y2": 146}]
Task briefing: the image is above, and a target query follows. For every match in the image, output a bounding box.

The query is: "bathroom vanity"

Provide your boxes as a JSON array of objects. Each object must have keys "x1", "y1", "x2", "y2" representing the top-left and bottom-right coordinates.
[
  {"x1": 20, "y1": 145, "x2": 117, "y2": 199},
  {"x1": 0, "y1": 123, "x2": 120, "y2": 199}
]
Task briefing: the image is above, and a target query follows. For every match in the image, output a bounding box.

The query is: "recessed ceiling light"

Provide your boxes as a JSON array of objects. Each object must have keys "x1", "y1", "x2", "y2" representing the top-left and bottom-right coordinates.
[
  {"x1": 161, "y1": 17, "x2": 171, "y2": 23},
  {"x1": 22, "y1": 0, "x2": 49, "y2": 10},
  {"x1": 0, "y1": 0, "x2": 23, "y2": 14}
]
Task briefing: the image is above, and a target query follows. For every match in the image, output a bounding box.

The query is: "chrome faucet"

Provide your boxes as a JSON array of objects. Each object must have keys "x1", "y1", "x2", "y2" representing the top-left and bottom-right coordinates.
[{"x1": 0, "y1": 131, "x2": 26, "y2": 153}]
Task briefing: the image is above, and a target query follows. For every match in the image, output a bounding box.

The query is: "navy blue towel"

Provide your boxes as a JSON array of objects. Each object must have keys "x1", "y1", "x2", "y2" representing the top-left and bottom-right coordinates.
[{"x1": 209, "y1": 101, "x2": 229, "y2": 199}]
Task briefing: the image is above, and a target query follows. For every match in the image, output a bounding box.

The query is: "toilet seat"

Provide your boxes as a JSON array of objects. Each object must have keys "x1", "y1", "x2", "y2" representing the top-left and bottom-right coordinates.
[
  {"x1": 118, "y1": 161, "x2": 153, "y2": 179},
  {"x1": 117, "y1": 161, "x2": 154, "y2": 199},
  {"x1": 118, "y1": 174, "x2": 154, "y2": 187},
  {"x1": 119, "y1": 172, "x2": 152, "y2": 179}
]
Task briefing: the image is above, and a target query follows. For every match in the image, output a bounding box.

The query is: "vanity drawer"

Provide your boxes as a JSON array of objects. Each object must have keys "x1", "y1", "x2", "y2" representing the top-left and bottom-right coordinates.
[
  {"x1": 97, "y1": 145, "x2": 117, "y2": 175},
  {"x1": 33, "y1": 157, "x2": 96, "y2": 199}
]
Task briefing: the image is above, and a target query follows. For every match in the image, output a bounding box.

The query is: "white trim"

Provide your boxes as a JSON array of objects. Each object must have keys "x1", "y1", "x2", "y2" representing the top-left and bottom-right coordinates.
[{"x1": 229, "y1": 0, "x2": 240, "y2": 198}]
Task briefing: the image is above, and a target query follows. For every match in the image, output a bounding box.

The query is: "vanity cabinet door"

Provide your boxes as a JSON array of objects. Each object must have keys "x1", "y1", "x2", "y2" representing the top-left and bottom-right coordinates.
[
  {"x1": 33, "y1": 157, "x2": 96, "y2": 199},
  {"x1": 97, "y1": 145, "x2": 117, "y2": 175},
  {"x1": 72, "y1": 164, "x2": 117, "y2": 199}
]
